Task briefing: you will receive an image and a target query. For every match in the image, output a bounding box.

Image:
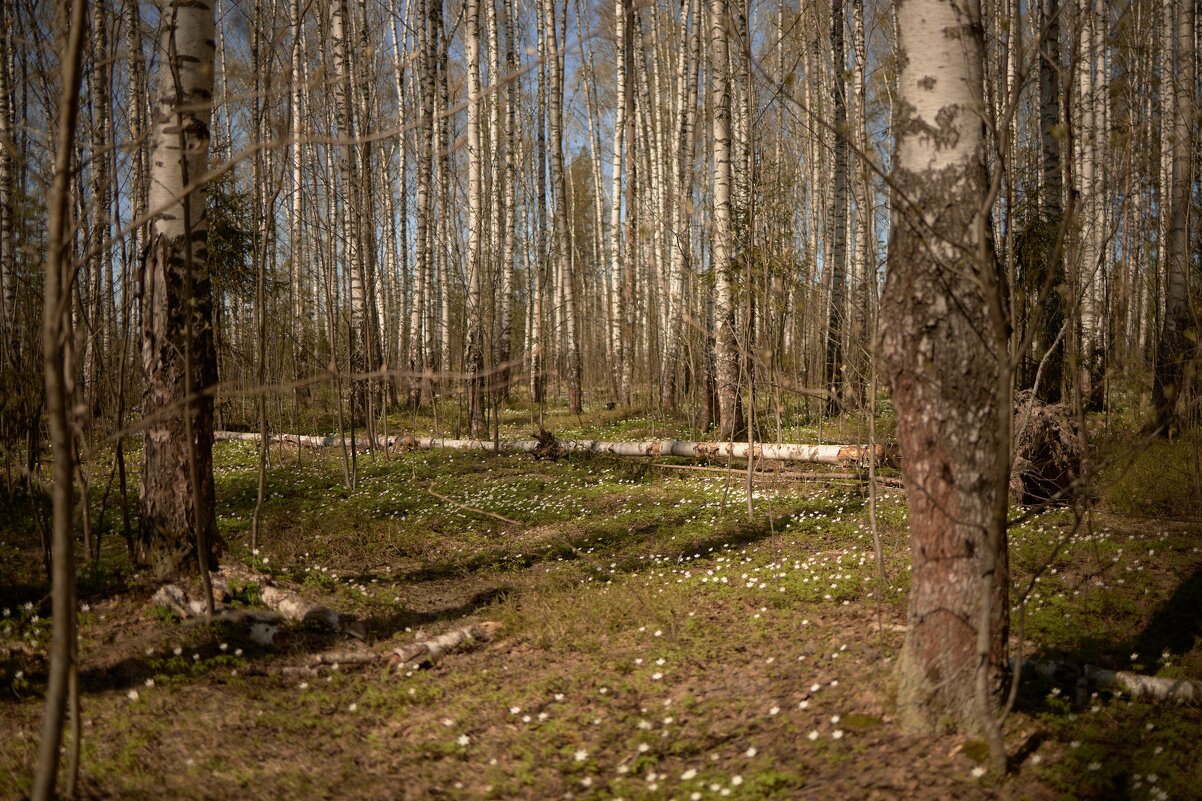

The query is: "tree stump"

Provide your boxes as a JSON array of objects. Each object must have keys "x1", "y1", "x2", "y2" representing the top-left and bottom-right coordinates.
[{"x1": 1011, "y1": 390, "x2": 1085, "y2": 505}]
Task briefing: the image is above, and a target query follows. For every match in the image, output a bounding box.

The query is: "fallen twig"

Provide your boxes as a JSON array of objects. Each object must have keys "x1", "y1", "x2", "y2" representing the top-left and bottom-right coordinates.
[{"x1": 426, "y1": 485, "x2": 521, "y2": 525}]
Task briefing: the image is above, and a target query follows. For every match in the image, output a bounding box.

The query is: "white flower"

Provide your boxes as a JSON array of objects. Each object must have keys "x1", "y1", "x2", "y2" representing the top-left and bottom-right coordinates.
[
  {"x1": 127, "y1": 689, "x2": 139, "y2": 701},
  {"x1": 769, "y1": 706, "x2": 780, "y2": 716},
  {"x1": 637, "y1": 743, "x2": 651, "y2": 753},
  {"x1": 832, "y1": 730, "x2": 844, "y2": 739},
  {"x1": 509, "y1": 706, "x2": 521, "y2": 714},
  {"x1": 457, "y1": 734, "x2": 471, "y2": 746},
  {"x1": 744, "y1": 746, "x2": 757, "y2": 757},
  {"x1": 810, "y1": 683, "x2": 820, "y2": 692},
  {"x1": 574, "y1": 749, "x2": 588, "y2": 762},
  {"x1": 798, "y1": 700, "x2": 809, "y2": 710},
  {"x1": 144, "y1": 678, "x2": 155, "y2": 688},
  {"x1": 807, "y1": 730, "x2": 819, "y2": 740},
  {"x1": 348, "y1": 703, "x2": 357, "y2": 712},
  {"x1": 681, "y1": 769, "x2": 697, "y2": 780},
  {"x1": 651, "y1": 672, "x2": 663, "y2": 681},
  {"x1": 298, "y1": 682, "x2": 309, "y2": 690},
  {"x1": 731, "y1": 776, "x2": 743, "y2": 786},
  {"x1": 971, "y1": 766, "x2": 986, "y2": 778},
  {"x1": 653, "y1": 629, "x2": 663, "y2": 637},
  {"x1": 830, "y1": 715, "x2": 840, "y2": 724}
]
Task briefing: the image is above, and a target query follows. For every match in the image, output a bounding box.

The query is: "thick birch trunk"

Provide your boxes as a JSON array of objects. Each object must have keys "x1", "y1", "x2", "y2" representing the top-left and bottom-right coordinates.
[
  {"x1": 880, "y1": 0, "x2": 1010, "y2": 738},
  {"x1": 139, "y1": 0, "x2": 220, "y2": 578}
]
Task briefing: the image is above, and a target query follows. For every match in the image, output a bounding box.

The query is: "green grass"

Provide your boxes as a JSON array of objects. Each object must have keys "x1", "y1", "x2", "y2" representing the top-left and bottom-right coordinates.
[{"x1": 1, "y1": 412, "x2": 1200, "y2": 799}]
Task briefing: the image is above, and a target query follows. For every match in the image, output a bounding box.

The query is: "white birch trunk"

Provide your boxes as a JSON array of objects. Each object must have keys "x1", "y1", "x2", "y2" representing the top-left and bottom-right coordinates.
[{"x1": 709, "y1": 0, "x2": 743, "y2": 440}]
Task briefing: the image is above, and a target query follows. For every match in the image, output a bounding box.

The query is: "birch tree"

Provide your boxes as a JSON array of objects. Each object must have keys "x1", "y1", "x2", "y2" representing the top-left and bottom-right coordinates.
[
  {"x1": 1149, "y1": 0, "x2": 1197, "y2": 434},
  {"x1": 879, "y1": 0, "x2": 1010, "y2": 757},
  {"x1": 826, "y1": 0, "x2": 849, "y2": 414},
  {"x1": 139, "y1": 0, "x2": 221, "y2": 579},
  {"x1": 709, "y1": 0, "x2": 744, "y2": 440},
  {"x1": 542, "y1": 0, "x2": 582, "y2": 414},
  {"x1": 465, "y1": 0, "x2": 486, "y2": 436}
]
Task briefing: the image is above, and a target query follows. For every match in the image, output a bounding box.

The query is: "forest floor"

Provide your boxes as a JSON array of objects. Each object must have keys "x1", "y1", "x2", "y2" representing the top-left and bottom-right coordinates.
[{"x1": 1, "y1": 406, "x2": 1201, "y2": 800}]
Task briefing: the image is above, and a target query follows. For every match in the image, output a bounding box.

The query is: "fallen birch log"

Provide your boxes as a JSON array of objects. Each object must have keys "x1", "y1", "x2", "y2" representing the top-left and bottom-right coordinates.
[
  {"x1": 215, "y1": 430, "x2": 898, "y2": 467},
  {"x1": 150, "y1": 583, "x2": 284, "y2": 645},
  {"x1": 278, "y1": 622, "x2": 504, "y2": 677},
  {"x1": 1028, "y1": 660, "x2": 1202, "y2": 703},
  {"x1": 649, "y1": 462, "x2": 905, "y2": 487},
  {"x1": 387, "y1": 621, "x2": 504, "y2": 669},
  {"x1": 217, "y1": 565, "x2": 360, "y2": 637},
  {"x1": 150, "y1": 567, "x2": 358, "y2": 645}
]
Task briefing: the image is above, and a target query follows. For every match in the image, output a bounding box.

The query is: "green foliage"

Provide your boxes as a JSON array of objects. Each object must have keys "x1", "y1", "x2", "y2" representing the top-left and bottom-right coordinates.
[
  {"x1": 206, "y1": 174, "x2": 255, "y2": 300},
  {"x1": 1099, "y1": 438, "x2": 1202, "y2": 519}
]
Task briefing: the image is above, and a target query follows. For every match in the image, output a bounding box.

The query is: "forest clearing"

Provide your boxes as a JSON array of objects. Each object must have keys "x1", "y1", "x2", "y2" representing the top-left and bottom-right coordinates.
[
  {"x1": 3, "y1": 407, "x2": 1201, "y2": 799},
  {"x1": 1, "y1": 0, "x2": 1200, "y2": 793}
]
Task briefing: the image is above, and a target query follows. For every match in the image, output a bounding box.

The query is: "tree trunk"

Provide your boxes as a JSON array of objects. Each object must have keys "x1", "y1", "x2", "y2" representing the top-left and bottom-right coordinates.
[
  {"x1": 1034, "y1": 0, "x2": 1066, "y2": 402},
  {"x1": 31, "y1": 0, "x2": 87, "y2": 795},
  {"x1": 465, "y1": 0, "x2": 485, "y2": 437},
  {"x1": 708, "y1": 0, "x2": 745, "y2": 441},
  {"x1": 543, "y1": 0, "x2": 582, "y2": 414},
  {"x1": 0, "y1": 1, "x2": 14, "y2": 353},
  {"x1": 1149, "y1": 0, "x2": 1196, "y2": 434},
  {"x1": 880, "y1": 0, "x2": 1010, "y2": 740},
  {"x1": 139, "y1": 0, "x2": 221, "y2": 578},
  {"x1": 824, "y1": 0, "x2": 849, "y2": 415}
]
